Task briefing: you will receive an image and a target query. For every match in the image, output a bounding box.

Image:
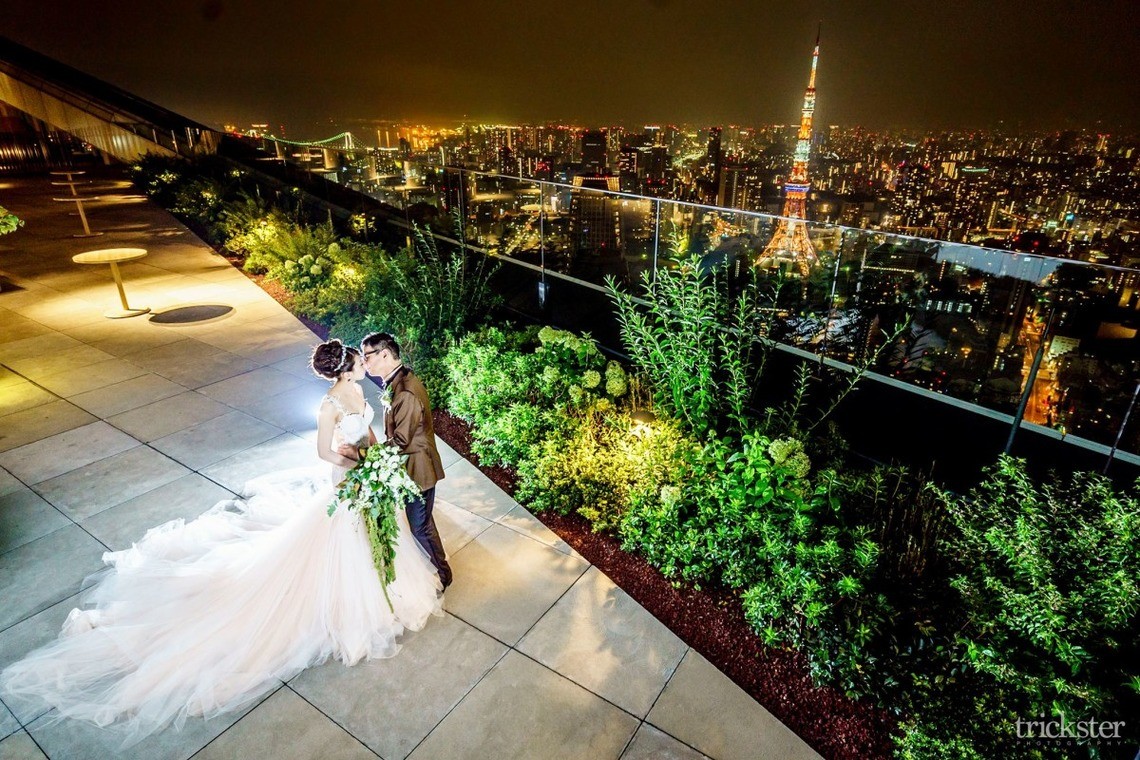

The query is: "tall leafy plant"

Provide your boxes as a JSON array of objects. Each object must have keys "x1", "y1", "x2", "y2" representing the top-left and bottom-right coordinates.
[
  {"x1": 382, "y1": 213, "x2": 499, "y2": 380},
  {"x1": 606, "y1": 231, "x2": 775, "y2": 436}
]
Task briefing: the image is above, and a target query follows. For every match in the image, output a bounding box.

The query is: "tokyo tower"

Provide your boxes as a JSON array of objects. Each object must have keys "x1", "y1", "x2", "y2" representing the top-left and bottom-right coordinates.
[{"x1": 756, "y1": 30, "x2": 821, "y2": 276}]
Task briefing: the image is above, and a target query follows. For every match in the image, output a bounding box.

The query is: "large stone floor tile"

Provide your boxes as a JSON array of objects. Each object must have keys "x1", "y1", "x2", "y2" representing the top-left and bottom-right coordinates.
[
  {"x1": 0, "y1": 401, "x2": 97, "y2": 453},
  {"x1": 621, "y1": 724, "x2": 709, "y2": 760},
  {"x1": 435, "y1": 498, "x2": 494, "y2": 556},
  {"x1": 0, "y1": 383, "x2": 56, "y2": 418},
  {"x1": 0, "y1": 593, "x2": 82, "y2": 725},
  {"x1": 0, "y1": 421, "x2": 139, "y2": 483},
  {"x1": 646, "y1": 651, "x2": 823, "y2": 760},
  {"x1": 435, "y1": 436, "x2": 461, "y2": 469},
  {"x1": 0, "y1": 366, "x2": 24, "y2": 391},
  {"x1": 445, "y1": 523, "x2": 589, "y2": 645},
  {"x1": 0, "y1": 730, "x2": 47, "y2": 760},
  {"x1": 218, "y1": 335, "x2": 315, "y2": 367},
  {"x1": 33, "y1": 446, "x2": 188, "y2": 521},
  {"x1": 196, "y1": 366, "x2": 306, "y2": 408},
  {"x1": 80, "y1": 473, "x2": 234, "y2": 551},
  {"x1": 11, "y1": 296, "x2": 105, "y2": 331},
  {"x1": 198, "y1": 434, "x2": 314, "y2": 493},
  {"x1": 291, "y1": 614, "x2": 505, "y2": 760},
  {"x1": 151, "y1": 411, "x2": 283, "y2": 471},
  {"x1": 0, "y1": 489, "x2": 70, "y2": 555},
  {"x1": 0, "y1": 334, "x2": 82, "y2": 364},
  {"x1": 0, "y1": 527, "x2": 105, "y2": 632},
  {"x1": 122, "y1": 338, "x2": 224, "y2": 373},
  {"x1": 84, "y1": 328, "x2": 188, "y2": 358},
  {"x1": 67, "y1": 373, "x2": 186, "y2": 418},
  {"x1": 4, "y1": 345, "x2": 117, "y2": 380},
  {"x1": 0, "y1": 703, "x2": 18, "y2": 743},
  {"x1": 235, "y1": 382, "x2": 329, "y2": 436},
  {"x1": 436, "y1": 457, "x2": 518, "y2": 522},
  {"x1": 0, "y1": 469, "x2": 19, "y2": 498},
  {"x1": 268, "y1": 349, "x2": 321, "y2": 380},
  {"x1": 106, "y1": 391, "x2": 231, "y2": 443},
  {"x1": 152, "y1": 351, "x2": 262, "y2": 389},
  {"x1": 193, "y1": 688, "x2": 375, "y2": 760},
  {"x1": 26, "y1": 688, "x2": 272, "y2": 760},
  {"x1": 237, "y1": 342, "x2": 314, "y2": 368},
  {"x1": 32, "y1": 358, "x2": 148, "y2": 397},
  {"x1": 497, "y1": 505, "x2": 579, "y2": 557},
  {"x1": 409, "y1": 650, "x2": 639, "y2": 760},
  {"x1": 518, "y1": 567, "x2": 688, "y2": 718},
  {"x1": 0, "y1": 314, "x2": 53, "y2": 345}
]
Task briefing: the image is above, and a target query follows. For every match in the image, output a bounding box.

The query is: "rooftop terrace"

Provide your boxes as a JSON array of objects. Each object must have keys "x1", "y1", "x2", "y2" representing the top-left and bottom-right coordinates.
[{"x1": 0, "y1": 169, "x2": 822, "y2": 759}]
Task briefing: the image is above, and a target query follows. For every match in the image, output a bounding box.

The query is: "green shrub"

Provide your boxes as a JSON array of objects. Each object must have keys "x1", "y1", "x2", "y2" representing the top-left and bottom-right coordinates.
[
  {"x1": 620, "y1": 429, "x2": 894, "y2": 697},
  {"x1": 946, "y1": 456, "x2": 1140, "y2": 731},
  {"x1": 442, "y1": 326, "x2": 540, "y2": 428},
  {"x1": 170, "y1": 177, "x2": 227, "y2": 228},
  {"x1": 216, "y1": 193, "x2": 291, "y2": 259},
  {"x1": 518, "y1": 408, "x2": 689, "y2": 530},
  {"x1": 0, "y1": 205, "x2": 23, "y2": 236},
  {"x1": 130, "y1": 154, "x2": 189, "y2": 206}
]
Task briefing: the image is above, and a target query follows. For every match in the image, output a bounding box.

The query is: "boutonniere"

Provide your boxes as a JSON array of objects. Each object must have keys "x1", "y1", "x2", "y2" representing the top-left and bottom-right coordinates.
[{"x1": 379, "y1": 385, "x2": 394, "y2": 410}]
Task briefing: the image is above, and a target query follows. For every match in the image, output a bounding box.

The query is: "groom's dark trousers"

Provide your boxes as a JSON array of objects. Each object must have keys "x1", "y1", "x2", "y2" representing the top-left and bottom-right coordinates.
[{"x1": 407, "y1": 487, "x2": 452, "y2": 587}]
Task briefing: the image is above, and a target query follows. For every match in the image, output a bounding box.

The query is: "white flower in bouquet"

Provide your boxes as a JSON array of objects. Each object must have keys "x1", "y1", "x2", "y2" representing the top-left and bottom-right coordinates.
[{"x1": 329, "y1": 444, "x2": 420, "y2": 610}]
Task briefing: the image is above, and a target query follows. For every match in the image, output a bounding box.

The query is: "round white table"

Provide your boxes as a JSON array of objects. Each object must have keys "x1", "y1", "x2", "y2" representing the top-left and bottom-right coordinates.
[
  {"x1": 53, "y1": 196, "x2": 102, "y2": 237},
  {"x1": 72, "y1": 248, "x2": 150, "y2": 318}
]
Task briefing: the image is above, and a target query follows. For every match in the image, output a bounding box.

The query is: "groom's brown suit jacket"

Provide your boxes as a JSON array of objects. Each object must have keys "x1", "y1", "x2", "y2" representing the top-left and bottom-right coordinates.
[{"x1": 383, "y1": 366, "x2": 445, "y2": 492}]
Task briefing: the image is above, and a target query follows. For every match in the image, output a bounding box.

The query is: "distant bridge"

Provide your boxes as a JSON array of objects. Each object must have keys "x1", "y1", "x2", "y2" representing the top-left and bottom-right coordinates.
[{"x1": 249, "y1": 131, "x2": 377, "y2": 152}]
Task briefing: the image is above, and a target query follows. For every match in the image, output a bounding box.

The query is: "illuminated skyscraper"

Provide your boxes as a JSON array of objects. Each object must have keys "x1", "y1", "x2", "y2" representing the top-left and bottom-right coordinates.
[
  {"x1": 756, "y1": 31, "x2": 821, "y2": 276},
  {"x1": 582, "y1": 129, "x2": 607, "y2": 174}
]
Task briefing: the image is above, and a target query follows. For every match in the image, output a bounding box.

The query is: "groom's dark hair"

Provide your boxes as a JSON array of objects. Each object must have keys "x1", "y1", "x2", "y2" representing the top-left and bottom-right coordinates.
[{"x1": 361, "y1": 332, "x2": 400, "y2": 359}]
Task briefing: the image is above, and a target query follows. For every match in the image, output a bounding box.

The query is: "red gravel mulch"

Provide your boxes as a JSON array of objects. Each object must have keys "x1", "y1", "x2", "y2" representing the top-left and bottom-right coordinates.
[{"x1": 432, "y1": 409, "x2": 897, "y2": 760}]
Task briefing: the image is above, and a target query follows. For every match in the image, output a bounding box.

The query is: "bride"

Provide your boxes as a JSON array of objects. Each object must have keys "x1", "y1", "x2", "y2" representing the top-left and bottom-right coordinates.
[{"x1": 0, "y1": 339, "x2": 443, "y2": 743}]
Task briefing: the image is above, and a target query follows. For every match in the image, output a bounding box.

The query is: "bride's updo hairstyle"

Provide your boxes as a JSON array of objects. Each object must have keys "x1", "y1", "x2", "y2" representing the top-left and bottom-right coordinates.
[{"x1": 310, "y1": 339, "x2": 360, "y2": 380}]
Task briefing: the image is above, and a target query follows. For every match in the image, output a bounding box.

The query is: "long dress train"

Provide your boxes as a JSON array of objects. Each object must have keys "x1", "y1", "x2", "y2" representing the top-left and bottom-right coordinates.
[{"x1": 0, "y1": 398, "x2": 442, "y2": 743}]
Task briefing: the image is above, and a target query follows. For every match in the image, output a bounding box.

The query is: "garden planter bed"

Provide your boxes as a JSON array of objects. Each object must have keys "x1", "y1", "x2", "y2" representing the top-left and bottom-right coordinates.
[{"x1": 432, "y1": 409, "x2": 896, "y2": 760}]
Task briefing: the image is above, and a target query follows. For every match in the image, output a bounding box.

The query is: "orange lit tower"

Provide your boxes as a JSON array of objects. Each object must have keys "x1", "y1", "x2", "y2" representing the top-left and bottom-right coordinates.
[{"x1": 757, "y1": 31, "x2": 821, "y2": 276}]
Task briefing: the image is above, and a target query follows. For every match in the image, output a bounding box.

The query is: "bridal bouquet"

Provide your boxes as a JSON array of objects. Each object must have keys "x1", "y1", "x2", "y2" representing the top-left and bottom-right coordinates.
[{"x1": 329, "y1": 443, "x2": 420, "y2": 610}]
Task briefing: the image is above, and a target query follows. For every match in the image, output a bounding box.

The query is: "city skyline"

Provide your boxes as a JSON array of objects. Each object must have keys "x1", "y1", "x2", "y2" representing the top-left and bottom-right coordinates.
[{"x1": 2, "y1": 0, "x2": 1139, "y2": 133}]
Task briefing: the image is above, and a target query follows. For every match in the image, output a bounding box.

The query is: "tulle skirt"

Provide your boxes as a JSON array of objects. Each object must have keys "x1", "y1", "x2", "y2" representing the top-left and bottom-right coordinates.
[{"x1": 0, "y1": 467, "x2": 443, "y2": 743}]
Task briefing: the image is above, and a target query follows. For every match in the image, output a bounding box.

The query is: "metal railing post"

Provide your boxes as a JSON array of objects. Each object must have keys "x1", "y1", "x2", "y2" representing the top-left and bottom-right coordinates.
[
  {"x1": 651, "y1": 198, "x2": 662, "y2": 285},
  {"x1": 1005, "y1": 303, "x2": 1056, "y2": 455},
  {"x1": 1104, "y1": 382, "x2": 1140, "y2": 474}
]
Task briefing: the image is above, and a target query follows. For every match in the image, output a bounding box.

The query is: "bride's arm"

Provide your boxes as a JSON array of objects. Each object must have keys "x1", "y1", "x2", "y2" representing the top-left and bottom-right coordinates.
[
  {"x1": 317, "y1": 401, "x2": 359, "y2": 469},
  {"x1": 335, "y1": 426, "x2": 377, "y2": 461}
]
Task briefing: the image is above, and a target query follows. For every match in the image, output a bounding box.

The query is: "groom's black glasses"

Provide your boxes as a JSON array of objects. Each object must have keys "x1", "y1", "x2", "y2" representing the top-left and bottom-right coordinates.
[{"x1": 362, "y1": 349, "x2": 382, "y2": 358}]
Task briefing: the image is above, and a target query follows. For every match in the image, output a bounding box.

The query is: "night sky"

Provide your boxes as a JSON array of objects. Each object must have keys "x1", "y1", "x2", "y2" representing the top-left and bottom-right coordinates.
[{"x1": 3, "y1": 0, "x2": 1138, "y2": 137}]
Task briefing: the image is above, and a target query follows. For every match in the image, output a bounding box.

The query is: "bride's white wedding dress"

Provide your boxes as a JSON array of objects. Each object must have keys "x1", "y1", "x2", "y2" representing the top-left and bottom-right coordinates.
[{"x1": 0, "y1": 397, "x2": 442, "y2": 743}]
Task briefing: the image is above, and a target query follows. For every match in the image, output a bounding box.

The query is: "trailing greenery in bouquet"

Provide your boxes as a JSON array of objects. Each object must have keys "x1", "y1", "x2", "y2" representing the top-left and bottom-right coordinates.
[{"x1": 329, "y1": 444, "x2": 421, "y2": 610}]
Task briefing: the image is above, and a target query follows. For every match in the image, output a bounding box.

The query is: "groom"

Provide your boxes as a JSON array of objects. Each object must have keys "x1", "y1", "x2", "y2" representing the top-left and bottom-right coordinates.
[{"x1": 358, "y1": 332, "x2": 452, "y2": 588}]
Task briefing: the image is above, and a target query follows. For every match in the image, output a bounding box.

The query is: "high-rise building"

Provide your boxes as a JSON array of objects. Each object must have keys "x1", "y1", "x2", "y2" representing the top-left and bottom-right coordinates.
[
  {"x1": 756, "y1": 31, "x2": 822, "y2": 276},
  {"x1": 699, "y1": 127, "x2": 723, "y2": 204},
  {"x1": 570, "y1": 175, "x2": 622, "y2": 256},
  {"x1": 582, "y1": 129, "x2": 607, "y2": 174}
]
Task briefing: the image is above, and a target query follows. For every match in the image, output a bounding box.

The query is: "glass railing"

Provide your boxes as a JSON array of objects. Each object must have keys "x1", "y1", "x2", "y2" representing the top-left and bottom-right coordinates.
[{"x1": 246, "y1": 150, "x2": 1140, "y2": 465}]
